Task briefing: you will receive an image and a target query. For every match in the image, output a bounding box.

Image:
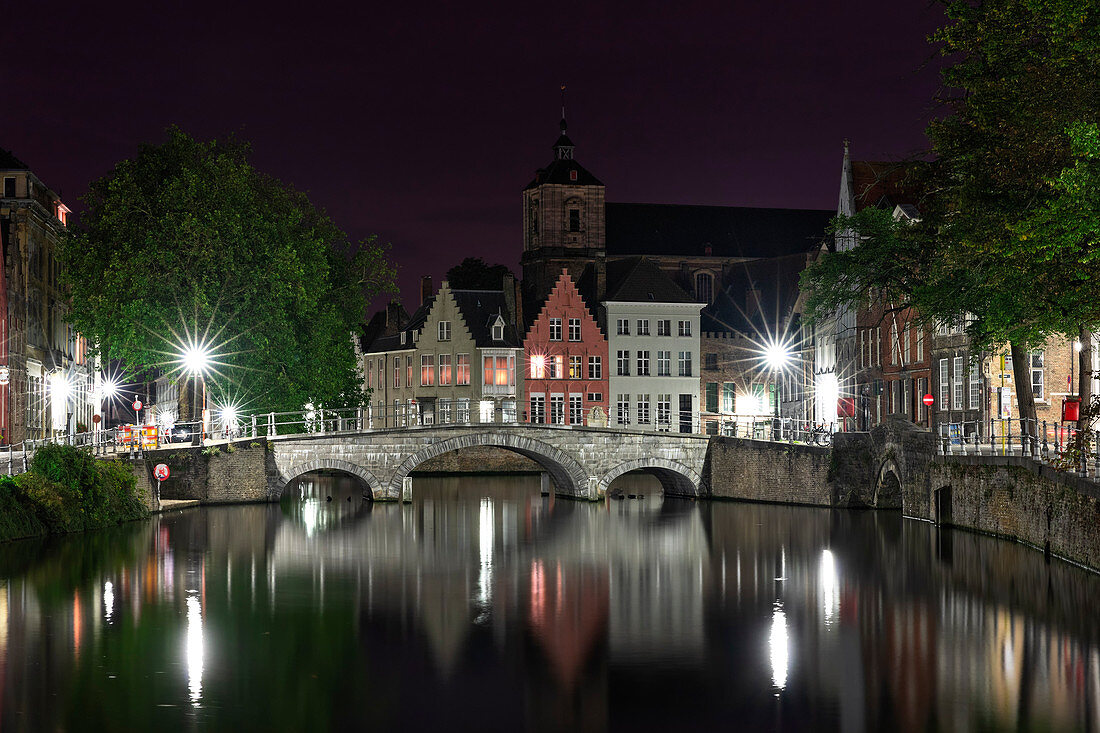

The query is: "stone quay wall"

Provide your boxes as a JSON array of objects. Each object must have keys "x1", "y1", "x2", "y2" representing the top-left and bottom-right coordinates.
[
  {"x1": 134, "y1": 440, "x2": 275, "y2": 504},
  {"x1": 704, "y1": 437, "x2": 834, "y2": 505}
]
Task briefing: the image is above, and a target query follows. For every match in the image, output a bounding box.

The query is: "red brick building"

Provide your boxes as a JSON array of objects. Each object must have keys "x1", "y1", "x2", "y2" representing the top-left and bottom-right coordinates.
[{"x1": 523, "y1": 270, "x2": 608, "y2": 425}]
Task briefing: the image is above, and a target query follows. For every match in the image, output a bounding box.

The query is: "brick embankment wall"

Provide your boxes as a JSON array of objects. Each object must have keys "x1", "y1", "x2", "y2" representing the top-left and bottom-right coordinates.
[
  {"x1": 410, "y1": 446, "x2": 542, "y2": 475},
  {"x1": 139, "y1": 440, "x2": 276, "y2": 504},
  {"x1": 924, "y1": 456, "x2": 1100, "y2": 571},
  {"x1": 705, "y1": 437, "x2": 833, "y2": 505},
  {"x1": 121, "y1": 457, "x2": 160, "y2": 511}
]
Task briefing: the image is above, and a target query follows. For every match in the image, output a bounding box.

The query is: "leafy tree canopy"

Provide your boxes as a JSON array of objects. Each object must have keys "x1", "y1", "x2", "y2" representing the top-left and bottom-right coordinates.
[
  {"x1": 60, "y1": 127, "x2": 396, "y2": 414},
  {"x1": 445, "y1": 257, "x2": 513, "y2": 290}
]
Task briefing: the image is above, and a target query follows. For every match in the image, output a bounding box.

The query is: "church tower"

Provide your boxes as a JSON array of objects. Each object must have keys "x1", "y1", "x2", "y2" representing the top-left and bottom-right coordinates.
[{"x1": 520, "y1": 112, "x2": 606, "y2": 328}]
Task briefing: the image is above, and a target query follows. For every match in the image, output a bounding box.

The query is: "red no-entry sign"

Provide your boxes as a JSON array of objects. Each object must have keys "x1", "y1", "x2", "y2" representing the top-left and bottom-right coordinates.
[
  {"x1": 133, "y1": 398, "x2": 143, "y2": 411},
  {"x1": 922, "y1": 394, "x2": 935, "y2": 407},
  {"x1": 154, "y1": 463, "x2": 170, "y2": 481}
]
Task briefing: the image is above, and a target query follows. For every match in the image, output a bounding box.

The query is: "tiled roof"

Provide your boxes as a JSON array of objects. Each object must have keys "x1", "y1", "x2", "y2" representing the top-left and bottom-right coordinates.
[
  {"x1": 0, "y1": 148, "x2": 28, "y2": 170},
  {"x1": 605, "y1": 203, "x2": 832, "y2": 259},
  {"x1": 451, "y1": 290, "x2": 522, "y2": 347},
  {"x1": 524, "y1": 157, "x2": 603, "y2": 190},
  {"x1": 851, "y1": 161, "x2": 920, "y2": 211},
  {"x1": 605, "y1": 257, "x2": 697, "y2": 304},
  {"x1": 701, "y1": 253, "x2": 808, "y2": 335}
]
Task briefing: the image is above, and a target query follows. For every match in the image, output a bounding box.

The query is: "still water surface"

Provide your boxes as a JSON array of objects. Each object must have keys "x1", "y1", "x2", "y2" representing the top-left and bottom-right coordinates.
[{"x1": 0, "y1": 473, "x2": 1098, "y2": 732}]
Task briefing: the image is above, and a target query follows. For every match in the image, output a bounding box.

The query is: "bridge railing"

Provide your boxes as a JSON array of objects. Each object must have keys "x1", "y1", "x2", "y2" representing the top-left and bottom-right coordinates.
[{"x1": 935, "y1": 417, "x2": 1100, "y2": 477}]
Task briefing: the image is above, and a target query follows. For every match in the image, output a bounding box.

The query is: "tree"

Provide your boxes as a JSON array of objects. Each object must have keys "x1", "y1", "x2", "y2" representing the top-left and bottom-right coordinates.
[
  {"x1": 60, "y1": 127, "x2": 396, "y2": 416},
  {"x1": 801, "y1": 0, "x2": 1100, "y2": 425},
  {"x1": 445, "y1": 257, "x2": 513, "y2": 290}
]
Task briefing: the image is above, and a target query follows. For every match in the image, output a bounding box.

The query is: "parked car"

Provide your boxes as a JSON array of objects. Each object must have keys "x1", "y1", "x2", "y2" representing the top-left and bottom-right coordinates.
[{"x1": 167, "y1": 422, "x2": 199, "y2": 444}]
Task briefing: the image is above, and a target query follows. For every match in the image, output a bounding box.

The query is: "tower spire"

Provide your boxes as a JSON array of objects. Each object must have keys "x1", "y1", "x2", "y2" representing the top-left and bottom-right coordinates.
[{"x1": 560, "y1": 83, "x2": 567, "y2": 132}]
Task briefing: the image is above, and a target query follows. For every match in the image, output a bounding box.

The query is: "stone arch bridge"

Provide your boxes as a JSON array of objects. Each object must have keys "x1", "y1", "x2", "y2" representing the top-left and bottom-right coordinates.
[{"x1": 270, "y1": 424, "x2": 711, "y2": 501}]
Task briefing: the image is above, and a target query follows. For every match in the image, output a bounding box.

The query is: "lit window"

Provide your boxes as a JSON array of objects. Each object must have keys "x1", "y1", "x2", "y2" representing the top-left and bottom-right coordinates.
[
  {"x1": 439, "y1": 354, "x2": 452, "y2": 385},
  {"x1": 480, "y1": 400, "x2": 496, "y2": 423},
  {"x1": 569, "y1": 355, "x2": 582, "y2": 379},
  {"x1": 457, "y1": 354, "x2": 470, "y2": 385},
  {"x1": 421, "y1": 354, "x2": 435, "y2": 386},
  {"x1": 530, "y1": 354, "x2": 546, "y2": 379}
]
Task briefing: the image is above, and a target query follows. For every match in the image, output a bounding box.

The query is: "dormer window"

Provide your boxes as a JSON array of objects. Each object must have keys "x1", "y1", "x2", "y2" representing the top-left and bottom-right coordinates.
[{"x1": 492, "y1": 317, "x2": 505, "y2": 341}]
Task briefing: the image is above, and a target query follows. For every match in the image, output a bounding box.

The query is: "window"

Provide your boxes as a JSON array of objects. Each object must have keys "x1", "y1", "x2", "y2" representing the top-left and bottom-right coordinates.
[
  {"x1": 568, "y1": 208, "x2": 581, "y2": 232},
  {"x1": 549, "y1": 318, "x2": 562, "y2": 341},
  {"x1": 617, "y1": 318, "x2": 630, "y2": 336},
  {"x1": 492, "y1": 322, "x2": 504, "y2": 341},
  {"x1": 678, "y1": 351, "x2": 692, "y2": 377},
  {"x1": 457, "y1": 398, "x2": 470, "y2": 424},
  {"x1": 439, "y1": 354, "x2": 452, "y2": 385},
  {"x1": 377, "y1": 359, "x2": 383, "y2": 387},
  {"x1": 569, "y1": 394, "x2": 583, "y2": 424},
  {"x1": 457, "y1": 354, "x2": 470, "y2": 385},
  {"x1": 438, "y1": 321, "x2": 451, "y2": 341},
  {"x1": 483, "y1": 356, "x2": 512, "y2": 386},
  {"x1": 407, "y1": 356, "x2": 413, "y2": 386},
  {"x1": 875, "y1": 327, "x2": 881, "y2": 366},
  {"x1": 916, "y1": 328, "x2": 924, "y2": 362},
  {"x1": 891, "y1": 323, "x2": 899, "y2": 365},
  {"x1": 548, "y1": 355, "x2": 563, "y2": 379},
  {"x1": 421, "y1": 354, "x2": 435, "y2": 386},
  {"x1": 530, "y1": 394, "x2": 545, "y2": 423},
  {"x1": 588, "y1": 356, "x2": 602, "y2": 379},
  {"x1": 568, "y1": 318, "x2": 581, "y2": 341},
  {"x1": 1031, "y1": 351, "x2": 1044, "y2": 399},
  {"x1": 969, "y1": 361, "x2": 981, "y2": 410},
  {"x1": 480, "y1": 400, "x2": 496, "y2": 423},
  {"x1": 588, "y1": 392, "x2": 602, "y2": 402},
  {"x1": 953, "y1": 356, "x2": 964, "y2": 410},
  {"x1": 903, "y1": 324, "x2": 911, "y2": 364},
  {"x1": 705, "y1": 383, "x2": 718, "y2": 413},
  {"x1": 637, "y1": 319, "x2": 650, "y2": 336},
  {"x1": 657, "y1": 320, "x2": 671, "y2": 337},
  {"x1": 529, "y1": 205, "x2": 539, "y2": 238},
  {"x1": 695, "y1": 272, "x2": 713, "y2": 304},
  {"x1": 678, "y1": 320, "x2": 692, "y2": 337},
  {"x1": 550, "y1": 395, "x2": 565, "y2": 424},
  {"x1": 704, "y1": 353, "x2": 718, "y2": 371},
  {"x1": 438, "y1": 398, "x2": 451, "y2": 424},
  {"x1": 2, "y1": 177, "x2": 14, "y2": 198},
  {"x1": 656, "y1": 394, "x2": 671, "y2": 431},
  {"x1": 569, "y1": 355, "x2": 582, "y2": 379},
  {"x1": 394, "y1": 400, "x2": 403, "y2": 427},
  {"x1": 394, "y1": 357, "x2": 401, "y2": 388},
  {"x1": 636, "y1": 350, "x2": 650, "y2": 376},
  {"x1": 617, "y1": 350, "x2": 630, "y2": 376},
  {"x1": 722, "y1": 383, "x2": 736, "y2": 413},
  {"x1": 503, "y1": 400, "x2": 517, "y2": 423},
  {"x1": 616, "y1": 395, "x2": 630, "y2": 425},
  {"x1": 368, "y1": 362, "x2": 374, "y2": 389},
  {"x1": 657, "y1": 351, "x2": 671, "y2": 376},
  {"x1": 939, "y1": 359, "x2": 949, "y2": 410},
  {"x1": 637, "y1": 394, "x2": 651, "y2": 424},
  {"x1": 530, "y1": 354, "x2": 546, "y2": 379}
]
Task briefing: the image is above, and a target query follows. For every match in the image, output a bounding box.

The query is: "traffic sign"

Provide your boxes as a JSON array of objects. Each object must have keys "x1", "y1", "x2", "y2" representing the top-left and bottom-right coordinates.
[
  {"x1": 0, "y1": 366, "x2": 9, "y2": 386},
  {"x1": 922, "y1": 394, "x2": 935, "y2": 407},
  {"x1": 132, "y1": 399, "x2": 143, "y2": 411},
  {"x1": 153, "y1": 463, "x2": 170, "y2": 481},
  {"x1": 92, "y1": 414, "x2": 102, "y2": 425}
]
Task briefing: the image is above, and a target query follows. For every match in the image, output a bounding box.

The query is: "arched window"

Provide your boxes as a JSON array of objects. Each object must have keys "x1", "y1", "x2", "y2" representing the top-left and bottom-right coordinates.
[{"x1": 695, "y1": 272, "x2": 714, "y2": 304}]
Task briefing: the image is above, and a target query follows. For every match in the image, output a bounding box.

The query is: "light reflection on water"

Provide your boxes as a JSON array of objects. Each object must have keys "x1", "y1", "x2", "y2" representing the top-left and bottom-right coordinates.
[{"x1": 0, "y1": 472, "x2": 1096, "y2": 731}]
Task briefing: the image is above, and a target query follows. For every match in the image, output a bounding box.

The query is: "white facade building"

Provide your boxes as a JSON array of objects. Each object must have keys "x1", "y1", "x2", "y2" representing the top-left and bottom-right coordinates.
[{"x1": 604, "y1": 259, "x2": 704, "y2": 433}]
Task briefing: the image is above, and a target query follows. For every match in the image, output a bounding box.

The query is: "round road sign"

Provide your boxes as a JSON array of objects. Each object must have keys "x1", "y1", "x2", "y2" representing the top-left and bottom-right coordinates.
[
  {"x1": 922, "y1": 394, "x2": 935, "y2": 407},
  {"x1": 132, "y1": 399, "x2": 143, "y2": 411},
  {"x1": 154, "y1": 463, "x2": 170, "y2": 481},
  {"x1": 92, "y1": 414, "x2": 102, "y2": 425}
]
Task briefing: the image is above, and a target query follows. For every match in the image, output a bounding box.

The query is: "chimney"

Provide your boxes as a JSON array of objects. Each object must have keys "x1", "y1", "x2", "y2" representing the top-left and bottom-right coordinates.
[
  {"x1": 420, "y1": 275, "x2": 433, "y2": 306},
  {"x1": 502, "y1": 271, "x2": 517, "y2": 330},
  {"x1": 386, "y1": 300, "x2": 404, "y2": 331}
]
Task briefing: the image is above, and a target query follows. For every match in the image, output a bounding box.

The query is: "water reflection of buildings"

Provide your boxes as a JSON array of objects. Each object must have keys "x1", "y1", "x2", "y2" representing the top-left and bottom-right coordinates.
[{"x1": 0, "y1": 478, "x2": 1098, "y2": 731}]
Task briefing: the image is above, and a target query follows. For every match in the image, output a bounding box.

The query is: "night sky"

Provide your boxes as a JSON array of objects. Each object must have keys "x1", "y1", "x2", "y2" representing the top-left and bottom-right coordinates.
[{"x1": 6, "y1": 1, "x2": 944, "y2": 308}]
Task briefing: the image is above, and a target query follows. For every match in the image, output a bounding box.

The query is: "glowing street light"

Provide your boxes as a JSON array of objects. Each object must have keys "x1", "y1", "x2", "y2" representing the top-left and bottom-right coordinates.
[
  {"x1": 183, "y1": 344, "x2": 213, "y2": 375},
  {"x1": 179, "y1": 341, "x2": 214, "y2": 437},
  {"x1": 762, "y1": 339, "x2": 795, "y2": 420}
]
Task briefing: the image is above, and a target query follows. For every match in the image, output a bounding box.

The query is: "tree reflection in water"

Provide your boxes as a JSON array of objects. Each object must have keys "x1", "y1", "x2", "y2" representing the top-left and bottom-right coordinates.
[{"x1": 0, "y1": 474, "x2": 1096, "y2": 732}]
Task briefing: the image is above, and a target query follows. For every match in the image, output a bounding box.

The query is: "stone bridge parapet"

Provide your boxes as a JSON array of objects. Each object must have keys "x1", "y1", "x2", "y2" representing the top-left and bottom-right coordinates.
[{"x1": 268, "y1": 424, "x2": 711, "y2": 501}]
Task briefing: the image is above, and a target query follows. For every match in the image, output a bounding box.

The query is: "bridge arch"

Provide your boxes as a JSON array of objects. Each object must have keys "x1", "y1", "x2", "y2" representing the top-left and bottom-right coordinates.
[
  {"x1": 389, "y1": 432, "x2": 590, "y2": 498},
  {"x1": 599, "y1": 458, "x2": 703, "y2": 498},
  {"x1": 276, "y1": 459, "x2": 386, "y2": 501},
  {"x1": 874, "y1": 459, "x2": 903, "y2": 509}
]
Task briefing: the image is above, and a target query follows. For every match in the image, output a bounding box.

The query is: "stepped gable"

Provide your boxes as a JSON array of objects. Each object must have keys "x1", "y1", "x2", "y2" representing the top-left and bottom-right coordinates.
[{"x1": 524, "y1": 269, "x2": 606, "y2": 341}]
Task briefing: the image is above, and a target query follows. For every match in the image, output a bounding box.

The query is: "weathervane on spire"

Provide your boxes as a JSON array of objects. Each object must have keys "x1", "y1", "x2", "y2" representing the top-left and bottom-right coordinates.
[{"x1": 560, "y1": 83, "x2": 567, "y2": 133}]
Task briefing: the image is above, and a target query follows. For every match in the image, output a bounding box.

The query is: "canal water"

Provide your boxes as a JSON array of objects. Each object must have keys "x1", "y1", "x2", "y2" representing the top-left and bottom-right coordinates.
[{"x1": 0, "y1": 473, "x2": 1098, "y2": 732}]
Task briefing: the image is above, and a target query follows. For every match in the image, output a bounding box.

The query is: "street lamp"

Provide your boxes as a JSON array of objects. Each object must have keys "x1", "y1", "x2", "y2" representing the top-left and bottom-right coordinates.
[
  {"x1": 181, "y1": 342, "x2": 213, "y2": 443},
  {"x1": 763, "y1": 340, "x2": 794, "y2": 420}
]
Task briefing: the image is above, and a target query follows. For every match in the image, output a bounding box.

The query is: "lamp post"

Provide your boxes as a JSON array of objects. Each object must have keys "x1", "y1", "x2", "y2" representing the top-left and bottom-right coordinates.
[
  {"x1": 764, "y1": 341, "x2": 794, "y2": 439},
  {"x1": 182, "y1": 344, "x2": 212, "y2": 444}
]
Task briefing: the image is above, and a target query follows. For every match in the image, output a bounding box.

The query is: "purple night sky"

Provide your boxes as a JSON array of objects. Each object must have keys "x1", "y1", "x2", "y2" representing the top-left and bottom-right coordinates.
[{"x1": 6, "y1": 1, "x2": 944, "y2": 308}]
